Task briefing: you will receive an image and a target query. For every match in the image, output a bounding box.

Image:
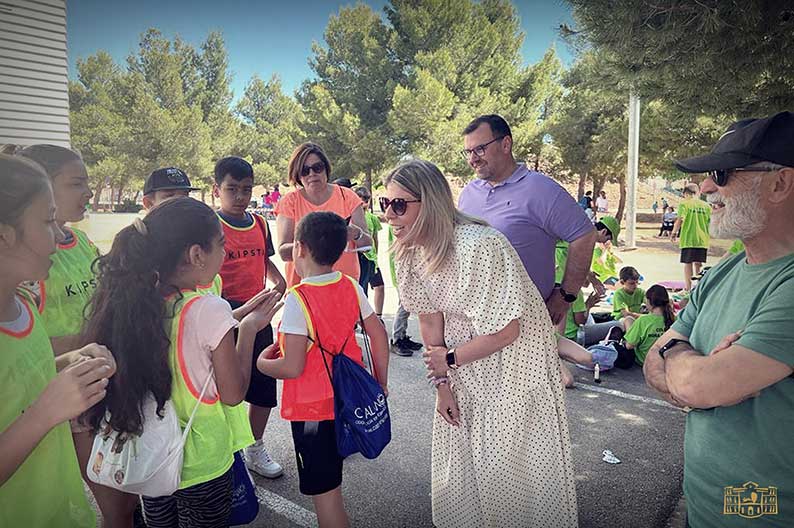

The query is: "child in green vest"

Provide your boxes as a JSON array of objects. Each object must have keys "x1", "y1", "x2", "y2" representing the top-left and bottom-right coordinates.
[
  {"x1": 81, "y1": 197, "x2": 282, "y2": 526},
  {"x1": 612, "y1": 266, "x2": 646, "y2": 331},
  {"x1": 258, "y1": 212, "x2": 389, "y2": 528},
  {"x1": 624, "y1": 285, "x2": 675, "y2": 366},
  {"x1": 0, "y1": 154, "x2": 114, "y2": 527},
  {"x1": 17, "y1": 144, "x2": 142, "y2": 525}
]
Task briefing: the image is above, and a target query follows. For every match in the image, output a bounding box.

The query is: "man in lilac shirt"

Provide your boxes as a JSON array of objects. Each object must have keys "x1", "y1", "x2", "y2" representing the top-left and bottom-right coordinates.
[{"x1": 458, "y1": 115, "x2": 596, "y2": 325}]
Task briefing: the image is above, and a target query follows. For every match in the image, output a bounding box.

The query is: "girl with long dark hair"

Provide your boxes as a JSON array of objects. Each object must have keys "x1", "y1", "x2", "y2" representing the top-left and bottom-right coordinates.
[{"x1": 82, "y1": 197, "x2": 282, "y2": 527}]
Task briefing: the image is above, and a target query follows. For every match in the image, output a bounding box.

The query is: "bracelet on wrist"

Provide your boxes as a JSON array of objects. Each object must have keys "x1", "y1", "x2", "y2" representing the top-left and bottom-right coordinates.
[{"x1": 429, "y1": 376, "x2": 448, "y2": 387}]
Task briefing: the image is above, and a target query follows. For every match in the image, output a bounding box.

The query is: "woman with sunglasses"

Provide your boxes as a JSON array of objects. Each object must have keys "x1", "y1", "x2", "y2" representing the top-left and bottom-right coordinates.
[
  {"x1": 275, "y1": 143, "x2": 372, "y2": 287},
  {"x1": 383, "y1": 159, "x2": 577, "y2": 528}
]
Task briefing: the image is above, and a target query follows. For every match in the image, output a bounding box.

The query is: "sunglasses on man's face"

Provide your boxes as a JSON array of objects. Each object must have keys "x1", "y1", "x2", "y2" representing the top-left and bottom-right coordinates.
[
  {"x1": 709, "y1": 166, "x2": 780, "y2": 186},
  {"x1": 301, "y1": 162, "x2": 326, "y2": 177},
  {"x1": 379, "y1": 196, "x2": 421, "y2": 216}
]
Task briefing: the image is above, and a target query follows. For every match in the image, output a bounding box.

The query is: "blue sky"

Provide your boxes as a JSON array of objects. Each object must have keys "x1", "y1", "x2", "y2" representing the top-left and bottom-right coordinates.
[{"x1": 67, "y1": 0, "x2": 575, "y2": 98}]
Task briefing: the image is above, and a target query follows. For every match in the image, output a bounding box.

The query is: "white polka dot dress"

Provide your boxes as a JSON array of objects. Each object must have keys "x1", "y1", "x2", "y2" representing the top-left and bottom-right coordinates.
[{"x1": 397, "y1": 224, "x2": 578, "y2": 528}]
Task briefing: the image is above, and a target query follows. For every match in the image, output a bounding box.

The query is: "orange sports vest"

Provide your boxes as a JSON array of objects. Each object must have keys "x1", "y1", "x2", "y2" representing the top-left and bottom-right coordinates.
[
  {"x1": 279, "y1": 274, "x2": 363, "y2": 422},
  {"x1": 218, "y1": 213, "x2": 269, "y2": 302}
]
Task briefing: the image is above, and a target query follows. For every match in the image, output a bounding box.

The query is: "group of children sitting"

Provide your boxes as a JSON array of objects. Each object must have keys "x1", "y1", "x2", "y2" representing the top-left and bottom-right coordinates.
[
  {"x1": 1, "y1": 148, "x2": 388, "y2": 528},
  {"x1": 555, "y1": 216, "x2": 678, "y2": 386}
]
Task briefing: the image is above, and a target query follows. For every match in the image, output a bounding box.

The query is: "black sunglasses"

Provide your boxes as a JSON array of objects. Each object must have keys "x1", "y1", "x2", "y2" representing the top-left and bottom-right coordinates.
[
  {"x1": 379, "y1": 196, "x2": 421, "y2": 216},
  {"x1": 710, "y1": 166, "x2": 780, "y2": 186},
  {"x1": 301, "y1": 162, "x2": 326, "y2": 177}
]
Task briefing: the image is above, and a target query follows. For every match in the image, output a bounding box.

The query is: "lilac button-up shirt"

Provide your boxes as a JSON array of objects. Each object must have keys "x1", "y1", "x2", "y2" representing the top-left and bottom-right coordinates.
[{"x1": 458, "y1": 164, "x2": 594, "y2": 301}]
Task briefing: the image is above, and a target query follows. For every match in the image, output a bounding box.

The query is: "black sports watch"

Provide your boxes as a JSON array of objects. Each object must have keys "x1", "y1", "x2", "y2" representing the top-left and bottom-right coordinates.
[
  {"x1": 658, "y1": 338, "x2": 691, "y2": 359},
  {"x1": 557, "y1": 285, "x2": 577, "y2": 303}
]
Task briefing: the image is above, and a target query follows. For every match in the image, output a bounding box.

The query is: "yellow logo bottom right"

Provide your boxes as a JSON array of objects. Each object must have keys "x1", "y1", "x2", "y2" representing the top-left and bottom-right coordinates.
[{"x1": 724, "y1": 482, "x2": 778, "y2": 519}]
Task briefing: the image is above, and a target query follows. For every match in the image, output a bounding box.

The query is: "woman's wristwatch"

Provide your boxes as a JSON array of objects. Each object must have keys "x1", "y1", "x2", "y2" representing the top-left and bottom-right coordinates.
[{"x1": 446, "y1": 348, "x2": 459, "y2": 369}]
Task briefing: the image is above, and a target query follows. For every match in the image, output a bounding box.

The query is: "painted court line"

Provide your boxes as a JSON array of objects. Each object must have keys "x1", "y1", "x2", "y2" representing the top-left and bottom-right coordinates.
[
  {"x1": 255, "y1": 486, "x2": 318, "y2": 528},
  {"x1": 573, "y1": 382, "x2": 678, "y2": 409}
]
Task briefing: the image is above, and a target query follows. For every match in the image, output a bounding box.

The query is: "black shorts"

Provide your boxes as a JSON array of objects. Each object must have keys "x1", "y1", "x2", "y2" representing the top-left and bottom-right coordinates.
[
  {"x1": 227, "y1": 299, "x2": 277, "y2": 408},
  {"x1": 680, "y1": 248, "x2": 707, "y2": 264},
  {"x1": 290, "y1": 420, "x2": 343, "y2": 496},
  {"x1": 369, "y1": 267, "x2": 384, "y2": 288}
]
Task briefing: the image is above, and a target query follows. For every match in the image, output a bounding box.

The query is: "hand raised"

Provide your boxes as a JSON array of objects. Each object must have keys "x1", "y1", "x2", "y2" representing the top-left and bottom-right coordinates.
[
  {"x1": 241, "y1": 290, "x2": 284, "y2": 332},
  {"x1": 35, "y1": 357, "x2": 111, "y2": 428}
]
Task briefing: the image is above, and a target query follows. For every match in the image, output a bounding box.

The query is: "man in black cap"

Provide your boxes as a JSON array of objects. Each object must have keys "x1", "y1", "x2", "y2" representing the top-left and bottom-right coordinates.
[
  {"x1": 643, "y1": 111, "x2": 794, "y2": 528},
  {"x1": 142, "y1": 167, "x2": 199, "y2": 210}
]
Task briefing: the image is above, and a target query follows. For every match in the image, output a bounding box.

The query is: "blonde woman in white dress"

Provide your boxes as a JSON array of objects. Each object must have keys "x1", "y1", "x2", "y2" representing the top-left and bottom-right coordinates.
[{"x1": 381, "y1": 159, "x2": 578, "y2": 528}]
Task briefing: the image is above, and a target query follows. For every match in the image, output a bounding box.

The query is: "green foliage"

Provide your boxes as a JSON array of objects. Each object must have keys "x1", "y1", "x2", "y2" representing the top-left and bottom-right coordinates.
[
  {"x1": 565, "y1": 0, "x2": 794, "y2": 117},
  {"x1": 71, "y1": 30, "x2": 242, "y2": 201},
  {"x1": 548, "y1": 52, "x2": 627, "y2": 188},
  {"x1": 235, "y1": 75, "x2": 305, "y2": 186}
]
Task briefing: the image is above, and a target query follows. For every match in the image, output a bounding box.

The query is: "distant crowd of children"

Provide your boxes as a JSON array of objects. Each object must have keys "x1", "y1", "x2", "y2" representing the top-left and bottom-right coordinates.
[{"x1": 555, "y1": 211, "x2": 680, "y2": 386}]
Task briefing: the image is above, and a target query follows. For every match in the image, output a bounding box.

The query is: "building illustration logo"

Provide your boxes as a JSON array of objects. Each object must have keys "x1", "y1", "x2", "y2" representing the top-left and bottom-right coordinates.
[{"x1": 724, "y1": 481, "x2": 778, "y2": 519}]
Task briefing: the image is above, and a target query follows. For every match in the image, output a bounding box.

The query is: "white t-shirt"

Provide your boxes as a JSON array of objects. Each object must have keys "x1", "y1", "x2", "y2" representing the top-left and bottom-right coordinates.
[
  {"x1": 280, "y1": 272, "x2": 374, "y2": 336},
  {"x1": 0, "y1": 296, "x2": 31, "y2": 334},
  {"x1": 595, "y1": 196, "x2": 608, "y2": 211},
  {"x1": 179, "y1": 294, "x2": 238, "y2": 400}
]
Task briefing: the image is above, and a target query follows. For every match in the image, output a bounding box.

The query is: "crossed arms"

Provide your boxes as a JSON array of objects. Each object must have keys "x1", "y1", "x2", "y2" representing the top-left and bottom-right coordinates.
[{"x1": 643, "y1": 328, "x2": 793, "y2": 409}]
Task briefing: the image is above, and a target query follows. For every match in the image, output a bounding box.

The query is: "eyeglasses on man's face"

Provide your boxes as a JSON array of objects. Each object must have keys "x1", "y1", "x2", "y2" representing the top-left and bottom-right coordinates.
[
  {"x1": 379, "y1": 196, "x2": 421, "y2": 216},
  {"x1": 460, "y1": 136, "x2": 505, "y2": 160},
  {"x1": 709, "y1": 166, "x2": 780, "y2": 186}
]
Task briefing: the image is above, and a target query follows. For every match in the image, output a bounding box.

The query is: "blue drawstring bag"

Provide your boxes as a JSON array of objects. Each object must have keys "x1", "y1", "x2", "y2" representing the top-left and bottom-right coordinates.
[
  {"x1": 297, "y1": 289, "x2": 391, "y2": 459},
  {"x1": 325, "y1": 350, "x2": 391, "y2": 459},
  {"x1": 228, "y1": 451, "x2": 259, "y2": 526}
]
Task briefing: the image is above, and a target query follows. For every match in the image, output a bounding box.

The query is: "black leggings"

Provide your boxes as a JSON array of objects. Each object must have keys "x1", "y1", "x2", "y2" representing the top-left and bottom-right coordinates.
[{"x1": 142, "y1": 468, "x2": 233, "y2": 528}]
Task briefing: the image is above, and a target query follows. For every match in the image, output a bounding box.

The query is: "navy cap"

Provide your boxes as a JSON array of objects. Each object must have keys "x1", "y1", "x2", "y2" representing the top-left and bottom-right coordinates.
[
  {"x1": 675, "y1": 111, "x2": 794, "y2": 173},
  {"x1": 143, "y1": 167, "x2": 199, "y2": 195},
  {"x1": 332, "y1": 177, "x2": 355, "y2": 188}
]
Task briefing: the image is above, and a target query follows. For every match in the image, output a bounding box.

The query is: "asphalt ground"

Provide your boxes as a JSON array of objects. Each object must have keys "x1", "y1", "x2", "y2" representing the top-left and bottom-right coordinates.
[{"x1": 234, "y1": 312, "x2": 686, "y2": 528}]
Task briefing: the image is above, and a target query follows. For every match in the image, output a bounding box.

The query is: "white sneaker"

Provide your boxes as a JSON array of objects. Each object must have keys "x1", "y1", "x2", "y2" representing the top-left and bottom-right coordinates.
[{"x1": 244, "y1": 446, "x2": 283, "y2": 478}]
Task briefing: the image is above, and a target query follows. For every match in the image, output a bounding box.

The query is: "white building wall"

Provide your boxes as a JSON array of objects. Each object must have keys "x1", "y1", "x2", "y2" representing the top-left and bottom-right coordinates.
[{"x1": 0, "y1": 0, "x2": 70, "y2": 147}]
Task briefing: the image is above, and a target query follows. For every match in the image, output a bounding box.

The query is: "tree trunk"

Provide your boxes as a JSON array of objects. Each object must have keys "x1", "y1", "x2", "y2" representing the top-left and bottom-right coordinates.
[
  {"x1": 92, "y1": 183, "x2": 104, "y2": 210},
  {"x1": 533, "y1": 151, "x2": 541, "y2": 172},
  {"x1": 592, "y1": 174, "x2": 608, "y2": 197},
  {"x1": 576, "y1": 172, "x2": 587, "y2": 200},
  {"x1": 616, "y1": 176, "x2": 627, "y2": 223},
  {"x1": 116, "y1": 185, "x2": 125, "y2": 206},
  {"x1": 200, "y1": 189, "x2": 206, "y2": 203}
]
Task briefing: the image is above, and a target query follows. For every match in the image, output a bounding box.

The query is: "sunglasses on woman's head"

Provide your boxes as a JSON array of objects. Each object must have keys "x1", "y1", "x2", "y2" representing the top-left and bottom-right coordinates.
[
  {"x1": 301, "y1": 162, "x2": 326, "y2": 177},
  {"x1": 379, "y1": 196, "x2": 421, "y2": 216}
]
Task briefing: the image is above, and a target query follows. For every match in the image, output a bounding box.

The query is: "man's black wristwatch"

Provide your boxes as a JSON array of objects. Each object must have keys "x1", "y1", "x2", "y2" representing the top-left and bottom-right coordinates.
[
  {"x1": 658, "y1": 338, "x2": 691, "y2": 359},
  {"x1": 556, "y1": 284, "x2": 577, "y2": 303}
]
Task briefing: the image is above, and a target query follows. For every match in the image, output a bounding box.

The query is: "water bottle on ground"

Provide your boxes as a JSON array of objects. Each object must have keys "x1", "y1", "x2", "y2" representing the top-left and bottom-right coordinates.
[{"x1": 576, "y1": 324, "x2": 586, "y2": 346}]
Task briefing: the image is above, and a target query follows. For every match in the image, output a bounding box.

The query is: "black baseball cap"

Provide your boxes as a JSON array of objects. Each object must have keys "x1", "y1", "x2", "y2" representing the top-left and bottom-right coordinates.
[
  {"x1": 675, "y1": 111, "x2": 794, "y2": 173},
  {"x1": 332, "y1": 177, "x2": 355, "y2": 188},
  {"x1": 143, "y1": 167, "x2": 199, "y2": 195}
]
